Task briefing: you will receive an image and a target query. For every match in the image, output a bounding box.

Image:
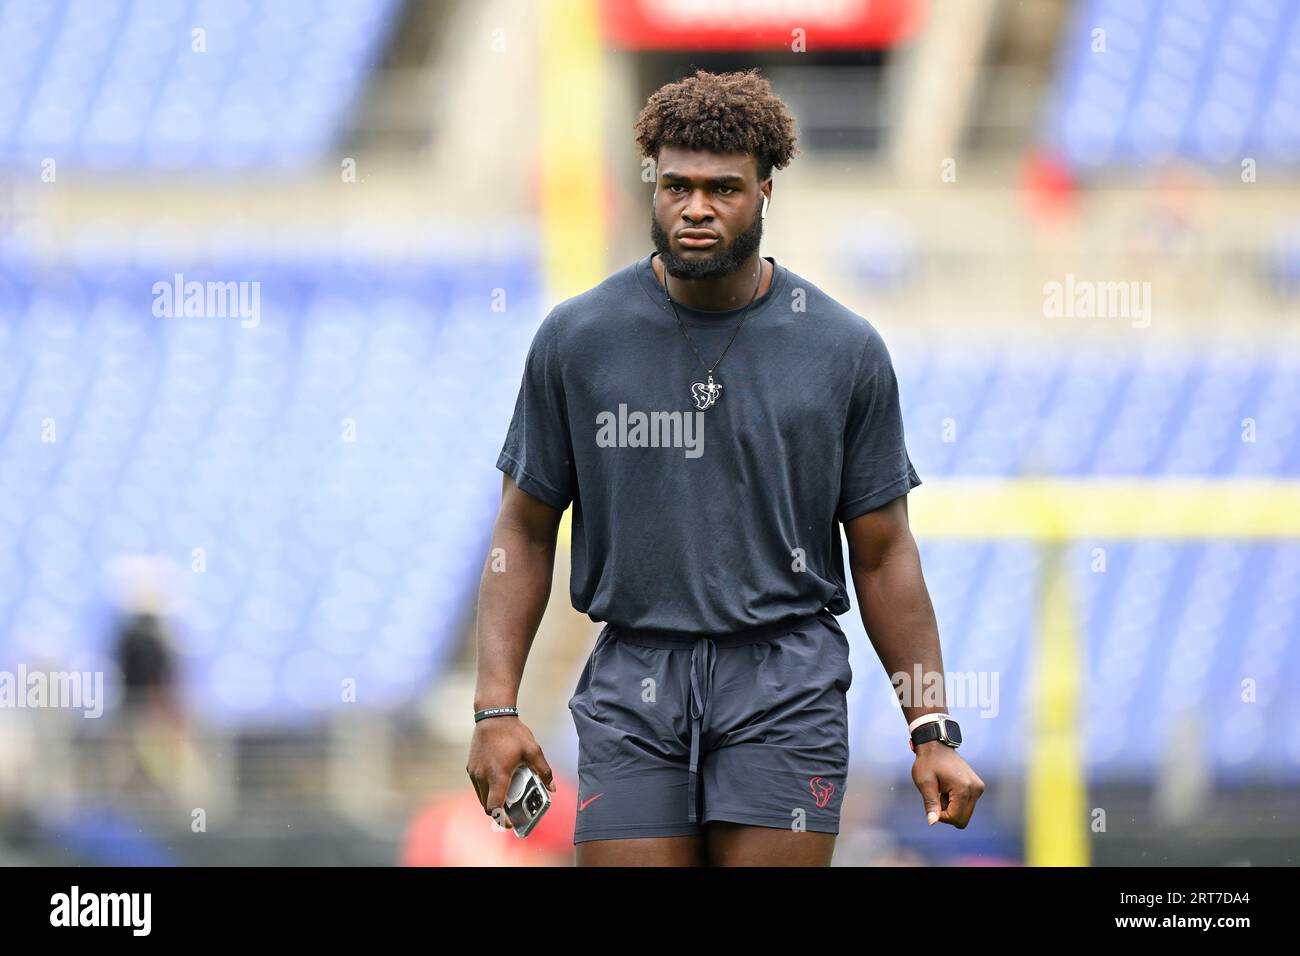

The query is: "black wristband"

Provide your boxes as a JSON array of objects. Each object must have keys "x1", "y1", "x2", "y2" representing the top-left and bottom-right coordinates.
[{"x1": 474, "y1": 706, "x2": 519, "y2": 723}]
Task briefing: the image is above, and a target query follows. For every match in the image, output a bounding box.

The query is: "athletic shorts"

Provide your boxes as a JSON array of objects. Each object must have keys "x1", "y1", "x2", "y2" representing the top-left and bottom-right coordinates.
[{"x1": 567, "y1": 607, "x2": 853, "y2": 844}]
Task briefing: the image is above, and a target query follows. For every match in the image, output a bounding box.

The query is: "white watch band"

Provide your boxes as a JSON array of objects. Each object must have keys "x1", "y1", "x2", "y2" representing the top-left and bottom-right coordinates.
[{"x1": 908, "y1": 712, "x2": 949, "y2": 734}]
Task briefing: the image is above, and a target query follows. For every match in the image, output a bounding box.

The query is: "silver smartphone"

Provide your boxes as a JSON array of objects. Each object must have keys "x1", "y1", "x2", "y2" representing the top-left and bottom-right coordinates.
[{"x1": 503, "y1": 765, "x2": 550, "y2": 838}]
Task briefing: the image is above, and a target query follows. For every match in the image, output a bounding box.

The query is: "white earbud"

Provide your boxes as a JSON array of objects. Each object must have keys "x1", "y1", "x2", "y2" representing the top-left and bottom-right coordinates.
[{"x1": 761, "y1": 195, "x2": 769, "y2": 219}]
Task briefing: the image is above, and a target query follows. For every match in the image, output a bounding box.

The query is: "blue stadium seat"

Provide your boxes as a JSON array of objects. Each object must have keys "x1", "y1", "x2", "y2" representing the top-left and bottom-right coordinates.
[{"x1": 0, "y1": 0, "x2": 402, "y2": 170}]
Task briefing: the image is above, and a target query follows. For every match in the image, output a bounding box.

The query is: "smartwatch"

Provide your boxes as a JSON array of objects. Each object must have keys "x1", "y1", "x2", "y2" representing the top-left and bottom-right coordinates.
[{"x1": 910, "y1": 716, "x2": 962, "y2": 749}]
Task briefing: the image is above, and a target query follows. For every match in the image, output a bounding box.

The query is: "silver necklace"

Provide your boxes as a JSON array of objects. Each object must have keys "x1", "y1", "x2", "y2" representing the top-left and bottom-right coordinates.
[{"x1": 658, "y1": 257, "x2": 764, "y2": 411}]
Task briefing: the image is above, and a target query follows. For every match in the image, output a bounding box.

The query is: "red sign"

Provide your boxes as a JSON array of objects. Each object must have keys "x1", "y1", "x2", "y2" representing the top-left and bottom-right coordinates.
[{"x1": 600, "y1": 0, "x2": 925, "y2": 50}]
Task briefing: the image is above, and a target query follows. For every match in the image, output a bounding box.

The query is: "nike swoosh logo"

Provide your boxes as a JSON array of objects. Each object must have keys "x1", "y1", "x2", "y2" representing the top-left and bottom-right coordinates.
[{"x1": 579, "y1": 793, "x2": 606, "y2": 811}]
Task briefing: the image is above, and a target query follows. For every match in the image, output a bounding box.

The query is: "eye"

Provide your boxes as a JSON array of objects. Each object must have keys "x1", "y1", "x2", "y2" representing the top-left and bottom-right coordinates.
[
  {"x1": 667, "y1": 184, "x2": 686, "y2": 193},
  {"x1": 715, "y1": 186, "x2": 736, "y2": 195}
]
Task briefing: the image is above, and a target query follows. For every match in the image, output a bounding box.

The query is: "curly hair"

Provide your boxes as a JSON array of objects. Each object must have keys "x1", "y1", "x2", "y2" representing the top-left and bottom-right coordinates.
[{"x1": 634, "y1": 68, "x2": 800, "y2": 183}]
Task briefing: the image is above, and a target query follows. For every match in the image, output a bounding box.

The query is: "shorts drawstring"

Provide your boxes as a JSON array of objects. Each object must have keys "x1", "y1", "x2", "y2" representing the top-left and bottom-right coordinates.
[{"x1": 687, "y1": 638, "x2": 716, "y2": 824}]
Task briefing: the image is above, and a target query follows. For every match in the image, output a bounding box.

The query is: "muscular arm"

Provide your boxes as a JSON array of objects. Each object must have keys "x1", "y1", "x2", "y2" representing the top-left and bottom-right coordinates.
[
  {"x1": 844, "y1": 494, "x2": 945, "y2": 725},
  {"x1": 845, "y1": 494, "x2": 985, "y2": 828},
  {"x1": 472, "y1": 473, "x2": 564, "y2": 711},
  {"x1": 466, "y1": 474, "x2": 564, "y2": 821}
]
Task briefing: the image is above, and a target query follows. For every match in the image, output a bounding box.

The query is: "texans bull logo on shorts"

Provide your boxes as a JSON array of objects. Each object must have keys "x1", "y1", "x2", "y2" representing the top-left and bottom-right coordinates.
[{"x1": 808, "y1": 776, "x2": 836, "y2": 808}]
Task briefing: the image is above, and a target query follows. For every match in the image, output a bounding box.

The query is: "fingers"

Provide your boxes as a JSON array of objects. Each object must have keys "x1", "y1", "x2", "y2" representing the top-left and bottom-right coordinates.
[
  {"x1": 469, "y1": 770, "x2": 511, "y2": 829},
  {"x1": 467, "y1": 768, "x2": 487, "y2": 809},
  {"x1": 939, "y1": 787, "x2": 969, "y2": 827},
  {"x1": 937, "y1": 773, "x2": 986, "y2": 828},
  {"x1": 484, "y1": 769, "x2": 513, "y2": 829},
  {"x1": 914, "y1": 769, "x2": 942, "y2": 826},
  {"x1": 524, "y1": 742, "x2": 556, "y2": 793}
]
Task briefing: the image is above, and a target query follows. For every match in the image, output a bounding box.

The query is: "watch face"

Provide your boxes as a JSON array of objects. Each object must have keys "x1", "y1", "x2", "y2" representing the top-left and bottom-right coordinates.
[{"x1": 943, "y1": 719, "x2": 962, "y2": 745}]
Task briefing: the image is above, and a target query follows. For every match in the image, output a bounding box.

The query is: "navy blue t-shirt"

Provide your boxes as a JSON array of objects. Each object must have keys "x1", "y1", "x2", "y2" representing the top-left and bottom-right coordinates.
[{"x1": 496, "y1": 251, "x2": 921, "y2": 635}]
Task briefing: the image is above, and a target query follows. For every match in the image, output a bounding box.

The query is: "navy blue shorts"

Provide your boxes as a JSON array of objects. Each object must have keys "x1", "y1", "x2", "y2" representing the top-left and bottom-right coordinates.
[{"x1": 567, "y1": 607, "x2": 853, "y2": 844}]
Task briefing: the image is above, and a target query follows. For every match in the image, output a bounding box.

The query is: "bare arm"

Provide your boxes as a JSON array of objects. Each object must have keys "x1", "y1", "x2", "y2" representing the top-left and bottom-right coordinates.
[
  {"x1": 844, "y1": 494, "x2": 944, "y2": 727},
  {"x1": 465, "y1": 473, "x2": 564, "y2": 825},
  {"x1": 844, "y1": 494, "x2": 985, "y2": 828},
  {"x1": 472, "y1": 473, "x2": 564, "y2": 711}
]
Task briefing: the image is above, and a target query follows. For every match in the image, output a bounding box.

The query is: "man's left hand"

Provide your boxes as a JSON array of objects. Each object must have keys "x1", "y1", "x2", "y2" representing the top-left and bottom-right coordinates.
[{"x1": 910, "y1": 741, "x2": 985, "y2": 828}]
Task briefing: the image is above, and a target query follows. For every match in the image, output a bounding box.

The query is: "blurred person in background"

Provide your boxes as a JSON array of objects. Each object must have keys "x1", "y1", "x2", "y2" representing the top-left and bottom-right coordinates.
[
  {"x1": 103, "y1": 556, "x2": 209, "y2": 808},
  {"x1": 114, "y1": 610, "x2": 176, "y2": 724}
]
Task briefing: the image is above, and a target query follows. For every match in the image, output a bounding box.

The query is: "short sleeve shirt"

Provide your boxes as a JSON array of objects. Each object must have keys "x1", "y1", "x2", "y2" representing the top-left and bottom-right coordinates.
[{"x1": 496, "y1": 252, "x2": 921, "y2": 634}]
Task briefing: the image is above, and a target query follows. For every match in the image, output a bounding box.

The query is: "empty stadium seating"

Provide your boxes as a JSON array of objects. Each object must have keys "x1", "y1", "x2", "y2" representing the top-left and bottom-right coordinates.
[
  {"x1": 1046, "y1": 0, "x2": 1300, "y2": 170},
  {"x1": 843, "y1": 342, "x2": 1300, "y2": 781},
  {"x1": 0, "y1": 0, "x2": 401, "y2": 170},
  {"x1": 0, "y1": 238, "x2": 542, "y2": 725}
]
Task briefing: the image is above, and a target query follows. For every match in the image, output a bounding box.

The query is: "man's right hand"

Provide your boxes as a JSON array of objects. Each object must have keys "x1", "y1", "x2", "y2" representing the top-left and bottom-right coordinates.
[{"x1": 466, "y1": 716, "x2": 557, "y2": 829}]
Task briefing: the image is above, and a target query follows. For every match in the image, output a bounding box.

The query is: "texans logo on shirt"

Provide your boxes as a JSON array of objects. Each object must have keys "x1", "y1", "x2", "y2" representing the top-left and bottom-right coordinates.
[{"x1": 691, "y1": 381, "x2": 721, "y2": 410}]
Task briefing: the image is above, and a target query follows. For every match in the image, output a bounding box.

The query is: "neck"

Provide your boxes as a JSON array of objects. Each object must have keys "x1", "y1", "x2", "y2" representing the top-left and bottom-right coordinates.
[{"x1": 655, "y1": 253, "x2": 767, "y2": 312}]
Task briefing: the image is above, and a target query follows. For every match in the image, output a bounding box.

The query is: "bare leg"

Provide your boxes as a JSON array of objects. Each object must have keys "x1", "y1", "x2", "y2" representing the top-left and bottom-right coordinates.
[
  {"x1": 704, "y1": 822, "x2": 837, "y2": 866},
  {"x1": 575, "y1": 835, "x2": 706, "y2": 867}
]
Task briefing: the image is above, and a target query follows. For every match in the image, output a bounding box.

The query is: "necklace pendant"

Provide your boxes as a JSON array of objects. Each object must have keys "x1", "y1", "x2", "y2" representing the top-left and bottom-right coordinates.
[{"x1": 690, "y1": 373, "x2": 722, "y2": 410}]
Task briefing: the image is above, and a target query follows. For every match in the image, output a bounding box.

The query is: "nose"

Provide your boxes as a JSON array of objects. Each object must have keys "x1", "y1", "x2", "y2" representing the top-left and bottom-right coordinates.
[{"x1": 682, "y1": 190, "x2": 714, "y2": 225}]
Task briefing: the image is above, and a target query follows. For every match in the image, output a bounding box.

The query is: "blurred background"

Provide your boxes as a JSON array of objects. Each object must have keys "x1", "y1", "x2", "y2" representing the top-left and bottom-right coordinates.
[{"x1": 0, "y1": 0, "x2": 1298, "y2": 866}]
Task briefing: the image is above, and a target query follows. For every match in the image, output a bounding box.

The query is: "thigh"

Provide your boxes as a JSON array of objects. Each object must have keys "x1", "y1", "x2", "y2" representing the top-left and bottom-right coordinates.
[
  {"x1": 705, "y1": 821, "x2": 837, "y2": 867},
  {"x1": 577, "y1": 835, "x2": 707, "y2": 867}
]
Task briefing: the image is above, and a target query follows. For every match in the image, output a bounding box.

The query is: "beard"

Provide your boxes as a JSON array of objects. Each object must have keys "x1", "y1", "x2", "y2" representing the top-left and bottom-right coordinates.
[{"x1": 650, "y1": 205, "x2": 764, "y2": 281}]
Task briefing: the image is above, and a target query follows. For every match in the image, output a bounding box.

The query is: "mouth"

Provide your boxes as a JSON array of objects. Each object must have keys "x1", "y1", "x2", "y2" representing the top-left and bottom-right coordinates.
[{"x1": 677, "y1": 231, "x2": 719, "y2": 249}]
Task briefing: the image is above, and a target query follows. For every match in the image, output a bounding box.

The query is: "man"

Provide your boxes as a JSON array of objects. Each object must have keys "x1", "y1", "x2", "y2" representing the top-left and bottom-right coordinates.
[{"x1": 468, "y1": 68, "x2": 983, "y2": 866}]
